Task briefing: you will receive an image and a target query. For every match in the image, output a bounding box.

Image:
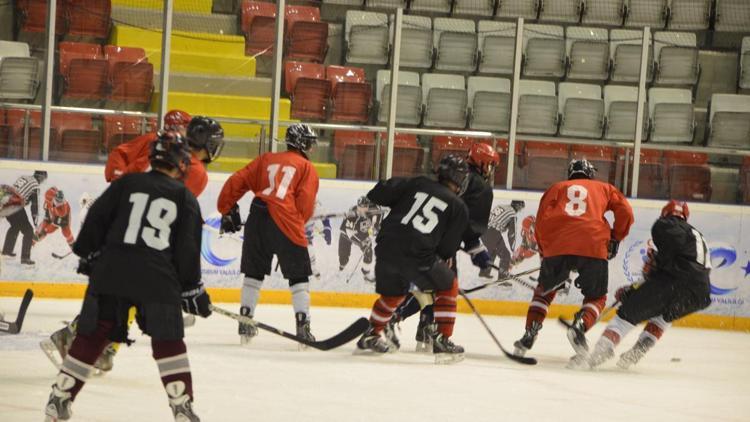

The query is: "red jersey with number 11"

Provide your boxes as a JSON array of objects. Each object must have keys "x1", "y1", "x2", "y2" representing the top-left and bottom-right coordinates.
[
  {"x1": 535, "y1": 178, "x2": 633, "y2": 260},
  {"x1": 217, "y1": 151, "x2": 319, "y2": 247}
]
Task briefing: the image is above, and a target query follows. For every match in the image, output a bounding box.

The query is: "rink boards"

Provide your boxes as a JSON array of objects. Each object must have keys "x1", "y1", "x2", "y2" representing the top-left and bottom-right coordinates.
[{"x1": 1, "y1": 159, "x2": 749, "y2": 332}]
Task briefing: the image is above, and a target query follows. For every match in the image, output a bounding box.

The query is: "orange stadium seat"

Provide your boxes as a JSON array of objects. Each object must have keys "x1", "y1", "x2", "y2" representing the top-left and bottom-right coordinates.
[
  {"x1": 51, "y1": 112, "x2": 101, "y2": 163},
  {"x1": 741, "y1": 157, "x2": 750, "y2": 204},
  {"x1": 334, "y1": 130, "x2": 376, "y2": 180},
  {"x1": 431, "y1": 136, "x2": 473, "y2": 168},
  {"x1": 629, "y1": 149, "x2": 666, "y2": 199},
  {"x1": 327, "y1": 65, "x2": 371, "y2": 123},
  {"x1": 389, "y1": 133, "x2": 423, "y2": 178},
  {"x1": 285, "y1": 61, "x2": 330, "y2": 120},
  {"x1": 5, "y1": 108, "x2": 43, "y2": 160},
  {"x1": 519, "y1": 142, "x2": 570, "y2": 191},
  {"x1": 66, "y1": 0, "x2": 112, "y2": 39},
  {"x1": 664, "y1": 151, "x2": 711, "y2": 202},
  {"x1": 571, "y1": 145, "x2": 616, "y2": 184},
  {"x1": 242, "y1": 1, "x2": 278, "y2": 57},
  {"x1": 0, "y1": 109, "x2": 9, "y2": 157},
  {"x1": 285, "y1": 6, "x2": 328, "y2": 63},
  {"x1": 103, "y1": 115, "x2": 146, "y2": 151},
  {"x1": 104, "y1": 45, "x2": 153, "y2": 104},
  {"x1": 16, "y1": 0, "x2": 65, "y2": 34},
  {"x1": 59, "y1": 42, "x2": 107, "y2": 101}
]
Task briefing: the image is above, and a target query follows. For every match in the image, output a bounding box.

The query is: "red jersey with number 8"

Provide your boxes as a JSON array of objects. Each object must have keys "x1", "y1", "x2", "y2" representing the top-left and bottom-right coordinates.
[
  {"x1": 217, "y1": 151, "x2": 319, "y2": 247},
  {"x1": 535, "y1": 179, "x2": 633, "y2": 259}
]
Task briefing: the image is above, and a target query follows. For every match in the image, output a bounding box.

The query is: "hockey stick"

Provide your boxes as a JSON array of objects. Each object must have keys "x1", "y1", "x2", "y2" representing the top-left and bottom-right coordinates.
[
  {"x1": 51, "y1": 251, "x2": 73, "y2": 260},
  {"x1": 345, "y1": 252, "x2": 364, "y2": 284},
  {"x1": 209, "y1": 305, "x2": 370, "y2": 351},
  {"x1": 458, "y1": 290, "x2": 537, "y2": 365},
  {"x1": 462, "y1": 266, "x2": 541, "y2": 294},
  {"x1": 0, "y1": 289, "x2": 33, "y2": 334}
]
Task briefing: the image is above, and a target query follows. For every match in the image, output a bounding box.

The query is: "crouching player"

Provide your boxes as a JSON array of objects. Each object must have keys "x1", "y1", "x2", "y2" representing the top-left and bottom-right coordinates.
[{"x1": 43, "y1": 133, "x2": 211, "y2": 422}]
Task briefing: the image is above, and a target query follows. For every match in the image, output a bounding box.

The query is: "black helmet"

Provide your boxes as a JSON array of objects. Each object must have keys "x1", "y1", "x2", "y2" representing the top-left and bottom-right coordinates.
[
  {"x1": 186, "y1": 116, "x2": 225, "y2": 163},
  {"x1": 357, "y1": 196, "x2": 371, "y2": 208},
  {"x1": 150, "y1": 132, "x2": 191, "y2": 175},
  {"x1": 510, "y1": 200, "x2": 525, "y2": 211},
  {"x1": 568, "y1": 159, "x2": 597, "y2": 180},
  {"x1": 285, "y1": 124, "x2": 317, "y2": 157},
  {"x1": 436, "y1": 154, "x2": 470, "y2": 196},
  {"x1": 33, "y1": 170, "x2": 48, "y2": 183}
]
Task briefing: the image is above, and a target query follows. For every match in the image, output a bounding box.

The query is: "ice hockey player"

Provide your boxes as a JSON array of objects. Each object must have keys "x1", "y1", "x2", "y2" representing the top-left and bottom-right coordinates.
[
  {"x1": 2, "y1": 170, "x2": 47, "y2": 265},
  {"x1": 514, "y1": 159, "x2": 634, "y2": 361},
  {"x1": 387, "y1": 143, "x2": 498, "y2": 352},
  {"x1": 480, "y1": 200, "x2": 526, "y2": 281},
  {"x1": 338, "y1": 196, "x2": 382, "y2": 282},
  {"x1": 511, "y1": 215, "x2": 538, "y2": 266},
  {"x1": 217, "y1": 123, "x2": 319, "y2": 346},
  {"x1": 306, "y1": 201, "x2": 331, "y2": 279},
  {"x1": 577, "y1": 200, "x2": 711, "y2": 370},
  {"x1": 43, "y1": 132, "x2": 211, "y2": 422},
  {"x1": 356, "y1": 155, "x2": 470, "y2": 363},
  {"x1": 34, "y1": 188, "x2": 75, "y2": 248}
]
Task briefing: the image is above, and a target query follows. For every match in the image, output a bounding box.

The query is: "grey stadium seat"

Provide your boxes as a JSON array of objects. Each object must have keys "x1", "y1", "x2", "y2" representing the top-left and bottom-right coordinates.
[
  {"x1": 604, "y1": 85, "x2": 647, "y2": 141},
  {"x1": 581, "y1": 0, "x2": 624, "y2": 26},
  {"x1": 566, "y1": 26, "x2": 609, "y2": 81},
  {"x1": 477, "y1": 21, "x2": 516, "y2": 76},
  {"x1": 397, "y1": 15, "x2": 433, "y2": 69},
  {"x1": 715, "y1": 0, "x2": 750, "y2": 33},
  {"x1": 376, "y1": 70, "x2": 423, "y2": 126},
  {"x1": 538, "y1": 0, "x2": 582, "y2": 23},
  {"x1": 518, "y1": 80, "x2": 558, "y2": 136},
  {"x1": 0, "y1": 57, "x2": 39, "y2": 101},
  {"x1": 610, "y1": 29, "x2": 653, "y2": 83},
  {"x1": 648, "y1": 87, "x2": 694, "y2": 143},
  {"x1": 523, "y1": 24, "x2": 565, "y2": 78},
  {"x1": 668, "y1": 0, "x2": 711, "y2": 30},
  {"x1": 496, "y1": 0, "x2": 539, "y2": 20},
  {"x1": 468, "y1": 76, "x2": 511, "y2": 132},
  {"x1": 625, "y1": 0, "x2": 668, "y2": 28},
  {"x1": 422, "y1": 73, "x2": 468, "y2": 129},
  {"x1": 707, "y1": 94, "x2": 750, "y2": 149},
  {"x1": 654, "y1": 31, "x2": 699, "y2": 86},
  {"x1": 434, "y1": 18, "x2": 478, "y2": 73},
  {"x1": 559, "y1": 82, "x2": 604, "y2": 139},
  {"x1": 345, "y1": 11, "x2": 389, "y2": 65}
]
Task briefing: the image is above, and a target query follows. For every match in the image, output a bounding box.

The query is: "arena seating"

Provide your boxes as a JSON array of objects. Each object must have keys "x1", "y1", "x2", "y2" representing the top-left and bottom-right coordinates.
[
  {"x1": 566, "y1": 26, "x2": 609, "y2": 81},
  {"x1": 422, "y1": 73, "x2": 467, "y2": 128},
  {"x1": 327, "y1": 65, "x2": 371, "y2": 123},
  {"x1": 477, "y1": 21, "x2": 516, "y2": 76},
  {"x1": 344, "y1": 11, "x2": 389, "y2": 65},
  {"x1": 285, "y1": 61, "x2": 330, "y2": 120},
  {"x1": 707, "y1": 94, "x2": 750, "y2": 149},
  {"x1": 648, "y1": 87, "x2": 694, "y2": 143},
  {"x1": 517, "y1": 80, "x2": 558, "y2": 135},
  {"x1": 434, "y1": 18, "x2": 477, "y2": 72},
  {"x1": 558, "y1": 82, "x2": 604, "y2": 139},
  {"x1": 468, "y1": 76, "x2": 511, "y2": 132},
  {"x1": 0, "y1": 41, "x2": 39, "y2": 101},
  {"x1": 376, "y1": 69, "x2": 422, "y2": 125}
]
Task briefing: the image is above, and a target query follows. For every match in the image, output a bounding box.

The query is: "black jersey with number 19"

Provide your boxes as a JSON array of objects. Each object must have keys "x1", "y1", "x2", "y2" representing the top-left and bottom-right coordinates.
[
  {"x1": 368, "y1": 176, "x2": 469, "y2": 268},
  {"x1": 73, "y1": 171, "x2": 204, "y2": 303}
]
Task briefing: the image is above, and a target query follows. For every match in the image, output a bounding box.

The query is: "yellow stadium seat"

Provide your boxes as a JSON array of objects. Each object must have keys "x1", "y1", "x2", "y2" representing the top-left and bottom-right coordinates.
[
  {"x1": 209, "y1": 157, "x2": 337, "y2": 179},
  {"x1": 112, "y1": 0, "x2": 212, "y2": 14}
]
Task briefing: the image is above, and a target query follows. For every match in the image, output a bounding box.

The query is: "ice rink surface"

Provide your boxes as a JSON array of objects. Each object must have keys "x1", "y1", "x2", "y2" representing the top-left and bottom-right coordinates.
[{"x1": 1, "y1": 298, "x2": 748, "y2": 422}]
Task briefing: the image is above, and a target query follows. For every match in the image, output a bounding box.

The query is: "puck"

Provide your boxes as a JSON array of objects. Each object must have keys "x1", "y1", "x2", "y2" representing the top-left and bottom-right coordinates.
[{"x1": 670, "y1": 357, "x2": 681, "y2": 362}]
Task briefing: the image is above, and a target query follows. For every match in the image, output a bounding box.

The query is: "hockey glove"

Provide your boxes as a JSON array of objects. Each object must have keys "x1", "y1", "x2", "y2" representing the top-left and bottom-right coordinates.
[
  {"x1": 220, "y1": 204, "x2": 242, "y2": 234},
  {"x1": 615, "y1": 283, "x2": 639, "y2": 303},
  {"x1": 323, "y1": 227, "x2": 332, "y2": 245},
  {"x1": 76, "y1": 251, "x2": 100, "y2": 276},
  {"x1": 607, "y1": 239, "x2": 620, "y2": 260},
  {"x1": 181, "y1": 283, "x2": 212, "y2": 318},
  {"x1": 465, "y1": 239, "x2": 491, "y2": 270}
]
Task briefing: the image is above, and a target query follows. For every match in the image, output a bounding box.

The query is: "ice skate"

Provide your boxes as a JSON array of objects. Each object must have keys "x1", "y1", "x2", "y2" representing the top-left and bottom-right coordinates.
[
  {"x1": 513, "y1": 321, "x2": 542, "y2": 357},
  {"x1": 183, "y1": 314, "x2": 196, "y2": 328},
  {"x1": 566, "y1": 353, "x2": 589, "y2": 370},
  {"x1": 586, "y1": 337, "x2": 616, "y2": 369},
  {"x1": 295, "y1": 312, "x2": 315, "y2": 351},
  {"x1": 166, "y1": 381, "x2": 200, "y2": 422},
  {"x1": 355, "y1": 327, "x2": 394, "y2": 354},
  {"x1": 40, "y1": 321, "x2": 76, "y2": 369},
  {"x1": 617, "y1": 337, "x2": 655, "y2": 370},
  {"x1": 415, "y1": 319, "x2": 437, "y2": 353},
  {"x1": 238, "y1": 307, "x2": 258, "y2": 346},
  {"x1": 478, "y1": 268, "x2": 492, "y2": 279},
  {"x1": 44, "y1": 374, "x2": 74, "y2": 421},
  {"x1": 383, "y1": 315, "x2": 401, "y2": 350},
  {"x1": 432, "y1": 334, "x2": 464, "y2": 364},
  {"x1": 566, "y1": 312, "x2": 589, "y2": 356},
  {"x1": 93, "y1": 342, "x2": 117, "y2": 374}
]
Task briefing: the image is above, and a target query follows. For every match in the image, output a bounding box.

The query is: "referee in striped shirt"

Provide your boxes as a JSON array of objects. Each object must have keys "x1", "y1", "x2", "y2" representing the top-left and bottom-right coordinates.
[
  {"x1": 2, "y1": 170, "x2": 47, "y2": 265},
  {"x1": 480, "y1": 200, "x2": 525, "y2": 280}
]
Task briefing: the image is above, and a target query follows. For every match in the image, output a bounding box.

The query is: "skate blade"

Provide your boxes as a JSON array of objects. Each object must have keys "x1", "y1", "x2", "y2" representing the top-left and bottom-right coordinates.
[
  {"x1": 434, "y1": 353, "x2": 465, "y2": 365},
  {"x1": 240, "y1": 336, "x2": 255, "y2": 347},
  {"x1": 352, "y1": 347, "x2": 387, "y2": 356},
  {"x1": 616, "y1": 358, "x2": 633, "y2": 370},
  {"x1": 39, "y1": 340, "x2": 62, "y2": 370},
  {"x1": 565, "y1": 354, "x2": 591, "y2": 370},
  {"x1": 183, "y1": 314, "x2": 196, "y2": 328},
  {"x1": 566, "y1": 330, "x2": 589, "y2": 355}
]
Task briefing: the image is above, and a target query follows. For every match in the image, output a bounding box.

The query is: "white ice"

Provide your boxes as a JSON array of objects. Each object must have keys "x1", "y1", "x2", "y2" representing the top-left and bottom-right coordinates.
[{"x1": 1, "y1": 298, "x2": 748, "y2": 422}]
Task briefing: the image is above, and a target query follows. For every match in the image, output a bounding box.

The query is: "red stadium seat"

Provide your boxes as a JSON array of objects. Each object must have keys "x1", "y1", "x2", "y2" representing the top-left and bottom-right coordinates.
[
  {"x1": 741, "y1": 157, "x2": 750, "y2": 204},
  {"x1": 108, "y1": 62, "x2": 154, "y2": 104},
  {"x1": 285, "y1": 5, "x2": 328, "y2": 63},
  {"x1": 383, "y1": 133, "x2": 422, "y2": 178},
  {"x1": 571, "y1": 145, "x2": 616, "y2": 184},
  {"x1": 5, "y1": 108, "x2": 43, "y2": 160},
  {"x1": 629, "y1": 149, "x2": 666, "y2": 199},
  {"x1": 51, "y1": 112, "x2": 102, "y2": 162},
  {"x1": 59, "y1": 42, "x2": 107, "y2": 101},
  {"x1": 103, "y1": 115, "x2": 147, "y2": 151},
  {"x1": 285, "y1": 61, "x2": 330, "y2": 120},
  {"x1": 518, "y1": 142, "x2": 570, "y2": 191},
  {"x1": 333, "y1": 130, "x2": 374, "y2": 162},
  {"x1": 0, "y1": 109, "x2": 10, "y2": 158},
  {"x1": 663, "y1": 151, "x2": 711, "y2": 202},
  {"x1": 327, "y1": 65, "x2": 371, "y2": 123},
  {"x1": 16, "y1": 0, "x2": 65, "y2": 34},
  {"x1": 431, "y1": 136, "x2": 473, "y2": 168},
  {"x1": 104, "y1": 45, "x2": 148, "y2": 73},
  {"x1": 242, "y1": 1, "x2": 277, "y2": 57},
  {"x1": 66, "y1": 0, "x2": 112, "y2": 39}
]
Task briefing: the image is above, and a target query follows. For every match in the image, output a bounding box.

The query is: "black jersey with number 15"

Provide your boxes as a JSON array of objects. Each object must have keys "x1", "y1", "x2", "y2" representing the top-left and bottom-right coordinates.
[
  {"x1": 367, "y1": 176, "x2": 469, "y2": 267},
  {"x1": 73, "y1": 171, "x2": 204, "y2": 303}
]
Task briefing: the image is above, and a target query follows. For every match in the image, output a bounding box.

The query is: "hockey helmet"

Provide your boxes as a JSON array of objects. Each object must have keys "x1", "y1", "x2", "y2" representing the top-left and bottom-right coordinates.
[
  {"x1": 437, "y1": 154, "x2": 470, "y2": 196},
  {"x1": 186, "y1": 116, "x2": 225, "y2": 163},
  {"x1": 567, "y1": 159, "x2": 597, "y2": 180},
  {"x1": 661, "y1": 200, "x2": 689, "y2": 221},
  {"x1": 285, "y1": 124, "x2": 317, "y2": 156},
  {"x1": 44, "y1": 187, "x2": 58, "y2": 203},
  {"x1": 163, "y1": 109, "x2": 192, "y2": 132},
  {"x1": 510, "y1": 200, "x2": 525, "y2": 212},
  {"x1": 149, "y1": 132, "x2": 191, "y2": 176},
  {"x1": 467, "y1": 143, "x2": 500, "y2": 179},
  {"x1": 33, "y1": 170, "x2": 48, "y2": 183},
  {"x1": 53, "y1": 190, "x2": 65, "y2": 207},
  {"x1": 357, "y1": 196, "x2": 371, "y2": 208}
]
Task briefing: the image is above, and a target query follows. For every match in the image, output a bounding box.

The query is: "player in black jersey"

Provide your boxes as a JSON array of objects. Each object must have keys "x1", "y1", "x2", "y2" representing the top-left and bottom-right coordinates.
[
  {"x1": 386, "y1": 143, "x2": 499, "y2": 352},
  {"x1": 338, "y1": 196, "x2": 382, "y2": 282},
  {"x1": 43, "y1": 133, "x2": 210, "y2": 422},
  {"x1": 356, "y1": 155, "x2": 470, "y2": 363},
  {"x1": 575, "y1": 200, "x2": 712, "y2": 370}
]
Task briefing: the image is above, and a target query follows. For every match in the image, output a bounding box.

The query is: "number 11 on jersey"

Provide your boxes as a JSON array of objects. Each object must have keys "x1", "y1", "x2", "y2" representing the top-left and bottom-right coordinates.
[{"x1": 262, "y1": 164, "x2": 297, "y2": 200}]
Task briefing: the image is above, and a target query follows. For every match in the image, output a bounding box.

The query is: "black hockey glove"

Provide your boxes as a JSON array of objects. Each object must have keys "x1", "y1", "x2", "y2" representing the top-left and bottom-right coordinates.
[
  {"x1": 607, "y1": 238, "x2": 620, "y2": 260},
  {"x1": 465, "y1": 239, "x2": 491, "y2": 270},
  {"x1": 181, "y1": 283, "x2": 212, "y2": 318},
  {"x1": 76, "y1": 251, "x2": 100, "y2": 276},
  {"x1": 220, "y1": 204, "x2": 242, "y2": 234}
]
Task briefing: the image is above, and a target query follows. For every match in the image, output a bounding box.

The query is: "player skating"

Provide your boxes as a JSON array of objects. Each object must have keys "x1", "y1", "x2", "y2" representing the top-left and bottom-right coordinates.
[
  {"x1": 2, "y1": 170, "x2": 47, "y2": 265},
  {"x1": 511, "y1": 215, "x2": 538, "y2": 266},
  {"x1": 43, "y1": 132, "x2": 211, "y2": 422},
  {"x1": 574, "y1": 200, "x2": 711, "y2": 370},
  {"x1": 34, "y1": 188, "x2": 75, "y2": 250},
  {"x1": 338, "y1": 196, "x2": 382, "y2": 282},
  {"x1": 387, "y1": 143, "x2": 498, "y2": 352},
  {"x1": 480, "y1": 200, "x2": 526, "y2": 283},
  {"x1": 356, "y1": 155, "x2": 470, "y2": 363},
  {"x1": 513, "y1": 159, "x2": 634, "y2": 362},
  {"x1": 218, "y1": 124, "x2": 319, "y2": 346},
  {"x1": 306, "y1": 201, "x2": 332, "y2": 279}
]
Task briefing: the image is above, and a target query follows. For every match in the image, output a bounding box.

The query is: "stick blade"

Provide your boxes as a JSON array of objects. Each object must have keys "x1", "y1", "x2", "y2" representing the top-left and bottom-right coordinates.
[
  {"x1": 0, "y1": 289, "x2": 33, "y2": 334},
  {"x1": 300, "y1": 317, "x2": 370, "y2": 351}
]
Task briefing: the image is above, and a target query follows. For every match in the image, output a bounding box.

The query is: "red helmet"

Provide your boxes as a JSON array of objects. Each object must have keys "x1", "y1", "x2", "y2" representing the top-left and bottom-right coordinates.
[
  {"x1": 661, "y1": 200, "x2": 689, "y2": 221},
  {"x1": 44, "y1": 187, "x2": 58, "y2": 203},
  {"x1": 467, "y1": 143, "x2": 500, "y2": 178},
  {"x1": 163, "y1": 110, "x2": 192, "y2": 131}
]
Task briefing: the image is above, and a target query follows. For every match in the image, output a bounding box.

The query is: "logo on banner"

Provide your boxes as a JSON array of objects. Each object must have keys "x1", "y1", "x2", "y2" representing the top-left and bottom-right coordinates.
[
  {"x1": 201, "y1": 215, "x2": 239, "y2": 267},
  {"x1": 623, "y1": 240, "x2": 740, "y2": 296}
]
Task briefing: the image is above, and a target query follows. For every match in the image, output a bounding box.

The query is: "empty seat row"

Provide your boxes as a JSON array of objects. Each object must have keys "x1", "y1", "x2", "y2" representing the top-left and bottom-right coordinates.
[
  {"x1": 740, "y1": 37, "x2": 750, "y2": 90},
  {"x1": 346, "y1": 14, "x2": 700, "y2": 86},
  {"x1": 0, "y1": 41, "x2": 40, "y2": 101},
  {"x1": 285, "y1": 62, "x2": 372, "y2": 123},
  {"x1": 243, "y1": 1, "x2": 329, "y2": 62},
  {"x1": 333, "y1": 131, "x2": 422, "y2": 179},
  {"x1": 16, "y1": 0, "x2": 111, "y2": 39},
  {"x1": 58, "y1": 42, "x2": 153, "y2": 105}
]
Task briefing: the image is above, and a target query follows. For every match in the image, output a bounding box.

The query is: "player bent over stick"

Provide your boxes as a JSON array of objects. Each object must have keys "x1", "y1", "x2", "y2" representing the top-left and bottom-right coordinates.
[
  {"x1": 218, "y1": 124, "x2": 320, "y2": 347},
  {"x1": 356, "y1": 155, "x2": 470, "y2": 363},
  {"x1": 573, "y1": 200, "x2": 712, "y2": 370},
  {"x1": 44, "y1": 133, "x2": 211, "y2": 422},
  {"x1": 514, "y1": 159, "x2": 634, "y2": 364}
]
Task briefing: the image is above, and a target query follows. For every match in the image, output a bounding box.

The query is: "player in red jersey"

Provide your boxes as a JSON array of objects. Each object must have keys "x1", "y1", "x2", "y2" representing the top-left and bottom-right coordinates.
[
  {"x1": 217, "y1": 124, "x2": 320, "y2": 346},
  {"x1": 34, "y1": 187, "x2": 74, "y2": 248},
  {"x1": 514, "y1": 159, "x2": 634, "y2": 361},
  {"x1": 511, "y1": 215, "x2": 538, "y2": 265}
]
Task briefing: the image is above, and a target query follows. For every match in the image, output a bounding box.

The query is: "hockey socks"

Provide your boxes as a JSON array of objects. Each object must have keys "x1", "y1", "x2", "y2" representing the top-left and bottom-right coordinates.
[
  {"x1": 241, "y1": 277, "x2": 263, "y2": 316},
  {"x1": 153, "y1": 339, "x2": 193, "y2": 400},
  {"x1": 393, "y1": 295, "x2": 422, "y2": 321},
  {"x1": 290, "y1": 282, "x2": 311, "y2": 318},
  {"x1": 369, "y1": 296, "x2": 406, "y2": 334},
  {"x1": 57, "y1": 320, "x2": 115, "y2": 400},
  {"x1": 525, "y1": 284, "x2": 557, "y2": 330},
  {"x1": 642, "y1": 316, "x2": 669, "y2": 343},
  {"x1": 434, "y1": 278, "x2": 458, "y2": 338},
  {"x1": 580, "y1": 295, "x2": 606, "y2": 331}
]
